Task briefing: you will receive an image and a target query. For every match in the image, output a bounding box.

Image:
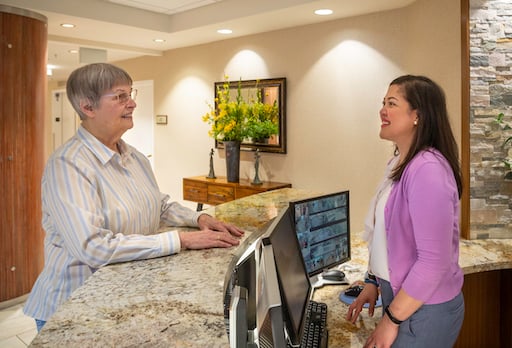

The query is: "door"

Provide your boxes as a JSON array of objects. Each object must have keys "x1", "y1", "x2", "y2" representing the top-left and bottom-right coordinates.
[{"x1": 51, "y1": 90, "x2": 79, "y2": 151}]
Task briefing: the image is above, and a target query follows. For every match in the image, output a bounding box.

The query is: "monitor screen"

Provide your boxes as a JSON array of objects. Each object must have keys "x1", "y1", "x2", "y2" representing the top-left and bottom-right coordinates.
[
  {"x1": 264, "y1": 206, "x2": 311, "y2": 347},
  {"x1": 291, "y1": 191, "x2": 350, "y2": 276}
]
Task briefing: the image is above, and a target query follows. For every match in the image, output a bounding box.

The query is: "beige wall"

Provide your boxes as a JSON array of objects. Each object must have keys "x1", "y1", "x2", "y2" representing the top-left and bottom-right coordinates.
[
  {"x1": 100, "y1": 0, "x2": 461, "y2": 234},
  {"x1": 405, "y1": 0, "x2": 462, "y2": 146}
]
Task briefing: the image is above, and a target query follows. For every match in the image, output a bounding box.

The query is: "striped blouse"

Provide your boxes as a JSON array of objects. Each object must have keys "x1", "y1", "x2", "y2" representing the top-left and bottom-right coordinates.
[{"x1": 24, "y1": 126, "x2": 202, "y2": 321}]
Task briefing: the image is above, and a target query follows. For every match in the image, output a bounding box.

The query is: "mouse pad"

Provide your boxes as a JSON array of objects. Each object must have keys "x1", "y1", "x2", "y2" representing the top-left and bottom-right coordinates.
[{"x1": 339, "y1": 291, "x2": 382, "y2": 308}]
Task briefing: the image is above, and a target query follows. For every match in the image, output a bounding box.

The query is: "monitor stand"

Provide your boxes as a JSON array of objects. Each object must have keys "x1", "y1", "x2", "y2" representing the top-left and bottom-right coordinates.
[{"x1": 310, "y1": 272, "x2": 350, "y2": 289}]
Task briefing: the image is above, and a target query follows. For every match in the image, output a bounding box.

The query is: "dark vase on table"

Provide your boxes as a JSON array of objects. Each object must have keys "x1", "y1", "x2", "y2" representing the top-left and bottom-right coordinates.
[{"x1": 224, "y1": 140, "x2": 241, "y2": 182}]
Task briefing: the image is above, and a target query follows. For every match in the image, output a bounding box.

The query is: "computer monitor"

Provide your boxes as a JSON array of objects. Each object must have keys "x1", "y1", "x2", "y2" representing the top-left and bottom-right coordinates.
[
  {"x1": 263, "y1": 206, "x2": 312, "y2": 347},
  {"x1": 223, "y1": 193, "x2": 348, "y2": 347},
  {"x1": 222, "y1": 217, "x2": 283, "y2": 347},
  {"x1": 291, "y1": 191, "x2": 351, "y2": 279},
  {"x1": 254, "y1": 238, "x2": 286, "y2": 348},
  {"x1": 228, "y1": 285, "x2": 249, "y2": 347}
]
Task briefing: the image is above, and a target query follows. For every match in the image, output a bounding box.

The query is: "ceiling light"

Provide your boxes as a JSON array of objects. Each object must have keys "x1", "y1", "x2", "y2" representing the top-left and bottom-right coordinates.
[
  {"x1": 153, "y1": 39, "x2": 166, "y2": 43},
  {"x1": 217, "y1": 29, "x2": 232, "y2": 35},
  {"x1": 314, "y1": 9, "x2": 333, "y2": 16},
  {"x1": 68, "y1": 49, "x2": 78, "y2": 54},
  {"x1": 60, "y1": 23, "x2": 75, "y2": 28}
]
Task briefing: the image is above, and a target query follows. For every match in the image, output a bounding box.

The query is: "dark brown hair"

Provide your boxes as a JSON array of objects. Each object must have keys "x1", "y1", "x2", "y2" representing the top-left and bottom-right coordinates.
[{"x1": 389, "y1": 75, "x2": 462, "y2": 198}]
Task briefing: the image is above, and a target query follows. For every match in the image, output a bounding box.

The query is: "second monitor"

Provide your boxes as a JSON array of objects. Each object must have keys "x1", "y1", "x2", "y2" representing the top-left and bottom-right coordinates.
[{"x1": 290, "y1": 191, "x2": 350, "y2": 285}]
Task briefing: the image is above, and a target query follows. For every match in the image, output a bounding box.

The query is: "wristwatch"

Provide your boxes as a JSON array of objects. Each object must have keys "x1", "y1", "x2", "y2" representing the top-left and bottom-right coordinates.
[{"x1": 364, "y1": 271, "x2": 379, "y2": 287}]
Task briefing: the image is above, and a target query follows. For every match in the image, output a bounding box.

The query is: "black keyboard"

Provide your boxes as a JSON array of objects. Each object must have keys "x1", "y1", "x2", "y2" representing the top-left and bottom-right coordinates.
[{"x1": 300, "y1": 301, "x2": 328, "y2": 348}]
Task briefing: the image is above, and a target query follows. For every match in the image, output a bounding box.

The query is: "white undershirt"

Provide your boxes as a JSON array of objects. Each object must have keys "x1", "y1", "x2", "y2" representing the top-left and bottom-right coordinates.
[{"x1": 369, "y1": 180, "x2": 392, "y2": 281}]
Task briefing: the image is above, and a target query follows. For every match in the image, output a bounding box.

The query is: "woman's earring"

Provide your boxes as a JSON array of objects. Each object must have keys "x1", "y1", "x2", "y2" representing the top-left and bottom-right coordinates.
[{"x1": 414, "y1": 119, "x2": 418, "y2": 126}]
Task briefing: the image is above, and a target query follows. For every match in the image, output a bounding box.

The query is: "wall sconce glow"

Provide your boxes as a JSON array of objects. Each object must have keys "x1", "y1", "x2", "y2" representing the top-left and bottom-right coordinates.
[
  {"x1": 225, "y1": 49, "x2": 268, "y2": 78},
  {"x1": 314, "y1": 9, "x2": 333, "y2": 16},
  {"x1": 153, "y1": 39, "x2": 165, "y2": 43},
  {"x1": 60, "y1": 23, "x2": 75, "y2": 28},
  {"x1": 217, "y1": 29, "x2": 233, "y2": 34}
]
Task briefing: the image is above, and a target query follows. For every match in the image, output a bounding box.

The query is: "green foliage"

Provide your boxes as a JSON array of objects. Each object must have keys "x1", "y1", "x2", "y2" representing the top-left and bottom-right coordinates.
[
  {"x1": 495, "y1": 112, "x2": 512, "y2": 174},
  {"x1": 245, "y1": 88, "x2": 279, "y2": 140},
  {"x1": 202, "y1": 76, "x2": 279, "y2": 142}
]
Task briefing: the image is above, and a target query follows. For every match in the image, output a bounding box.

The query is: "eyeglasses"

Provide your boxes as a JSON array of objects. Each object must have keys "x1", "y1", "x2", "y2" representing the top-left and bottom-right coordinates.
[{"x1": 102, "y1": 89, "x2": 137, "y2": 105}]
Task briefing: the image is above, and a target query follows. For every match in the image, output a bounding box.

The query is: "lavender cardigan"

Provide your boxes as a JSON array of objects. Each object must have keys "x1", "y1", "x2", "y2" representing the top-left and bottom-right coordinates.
[{"x1": 385, "y1": 149, "x2": 463, "y2": 304}]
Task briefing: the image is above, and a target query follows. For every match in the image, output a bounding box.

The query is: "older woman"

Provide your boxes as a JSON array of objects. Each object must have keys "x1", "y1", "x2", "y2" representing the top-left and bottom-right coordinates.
[{"x1": 24, "y1": 63, "x2": 244, "y2": 331}]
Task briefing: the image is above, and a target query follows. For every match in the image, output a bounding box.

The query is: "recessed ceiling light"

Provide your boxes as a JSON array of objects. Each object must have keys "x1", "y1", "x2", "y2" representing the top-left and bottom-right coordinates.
[
  {"x1": 314, "y1": 9, "x2": 333, "y2": 16},
  {"x1": 60, "y1": 23, "x2": 75, "y2": 28},
  {"x1": 217, "y1": 29, "x2": 232, "y2": 35},
  {"x1": 153, "y1": 39, "x2": 165, "y2": 43}
]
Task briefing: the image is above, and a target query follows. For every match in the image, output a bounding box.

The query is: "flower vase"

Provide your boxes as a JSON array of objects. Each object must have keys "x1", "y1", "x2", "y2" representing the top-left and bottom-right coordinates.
[{"x1": 224, "y1": 140, "x2": 241, "y2": 182}]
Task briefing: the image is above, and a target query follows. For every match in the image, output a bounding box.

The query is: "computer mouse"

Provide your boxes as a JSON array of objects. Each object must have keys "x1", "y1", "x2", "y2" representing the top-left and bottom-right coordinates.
[
  {"x1": 321, "y1": 269, "x2": 346, "y2": 281},
  {"x1": 344, "y1": 285, "x2": 364, "y2": 297}
]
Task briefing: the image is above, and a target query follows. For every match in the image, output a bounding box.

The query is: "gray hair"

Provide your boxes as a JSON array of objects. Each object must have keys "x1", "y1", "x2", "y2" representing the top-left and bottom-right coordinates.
[{"x1": 66, "y1": 63, "x2": 133, "y2": 120}]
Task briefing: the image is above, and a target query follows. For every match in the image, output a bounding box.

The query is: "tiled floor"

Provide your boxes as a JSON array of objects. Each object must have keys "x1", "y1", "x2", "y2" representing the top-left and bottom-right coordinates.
[{"x1": 0, "y1": 301, "x2": 37, "y2": 348}]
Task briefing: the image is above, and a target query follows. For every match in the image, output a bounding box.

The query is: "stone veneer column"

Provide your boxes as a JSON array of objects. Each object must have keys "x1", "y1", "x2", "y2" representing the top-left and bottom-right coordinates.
[{"x1": 469, "y1": 0, "x2": 512, "y2": 238}]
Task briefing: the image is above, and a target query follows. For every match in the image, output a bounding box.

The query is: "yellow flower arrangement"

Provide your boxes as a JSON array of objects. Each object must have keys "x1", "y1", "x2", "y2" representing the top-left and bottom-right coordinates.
[
  {"x1": 202, "y1": 76, "x2": 279, "y2": 142},
  {"x1": 202, "y1": 76, "x2": 250, "y2": 142}
]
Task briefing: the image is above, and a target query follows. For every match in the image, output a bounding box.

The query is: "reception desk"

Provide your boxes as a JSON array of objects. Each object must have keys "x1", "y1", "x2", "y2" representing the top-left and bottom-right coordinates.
[{"x1": 29, "y1": 188, "x2": 512, "y2": 347}]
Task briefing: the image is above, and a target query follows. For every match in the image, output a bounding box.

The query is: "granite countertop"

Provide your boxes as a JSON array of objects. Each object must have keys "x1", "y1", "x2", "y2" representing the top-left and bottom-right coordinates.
[{"x1": 29, "y1": 188, "x2": 512, "y2": 348}]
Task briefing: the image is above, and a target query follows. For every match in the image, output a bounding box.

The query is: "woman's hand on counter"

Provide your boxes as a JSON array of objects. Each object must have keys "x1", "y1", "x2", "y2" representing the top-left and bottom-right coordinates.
[
  {"x1": 345, "y1": 283, "x2": 379, "y2": 323},
  {"x1": 363, "y1": 316, "x2": 399, "y2": 348},
  {"x1": 179, "y1": 229, "x2": 241, "y2": 250},
  {"x1": 197, "y1": 214, "x2": 245, "y2": 237},
  {"x1": 179, "y1": 214, "x2": 245, "y2": 250}
]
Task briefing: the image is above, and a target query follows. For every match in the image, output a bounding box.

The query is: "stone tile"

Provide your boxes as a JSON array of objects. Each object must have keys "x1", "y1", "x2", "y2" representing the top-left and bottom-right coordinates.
[
  {"x1": 0, "y1": 303, "x2": 35, "y2": 342},
  {"x1": 17, "y1": 328, "x2": 37, "y2": 346},
  {"x1": 0, "y1": 336, "x2": 27, "y2": 348}
]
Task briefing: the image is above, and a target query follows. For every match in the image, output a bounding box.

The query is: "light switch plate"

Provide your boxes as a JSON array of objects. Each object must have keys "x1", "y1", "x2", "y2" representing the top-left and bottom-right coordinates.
[{"x1": 156, "y1": 115, "x2": 167, "y2": 125}]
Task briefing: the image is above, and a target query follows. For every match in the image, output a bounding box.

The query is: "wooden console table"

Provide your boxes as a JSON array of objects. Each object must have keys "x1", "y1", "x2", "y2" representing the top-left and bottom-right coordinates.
[{"x1": 183, "y1": 175, "x2": 291, "y2": 210}]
